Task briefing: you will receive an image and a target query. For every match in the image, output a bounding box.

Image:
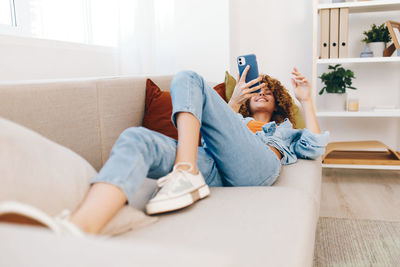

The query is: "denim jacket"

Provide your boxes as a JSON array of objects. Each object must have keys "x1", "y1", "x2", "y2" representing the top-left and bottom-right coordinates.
[{"x1": 235, "y1": 113, "x2": 330, "y2": 165}]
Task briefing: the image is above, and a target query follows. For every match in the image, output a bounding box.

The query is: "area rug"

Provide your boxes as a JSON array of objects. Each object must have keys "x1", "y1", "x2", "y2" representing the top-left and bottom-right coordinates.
[{"x1": 313, "y1": 217, "x2": 400, "y2": 267}]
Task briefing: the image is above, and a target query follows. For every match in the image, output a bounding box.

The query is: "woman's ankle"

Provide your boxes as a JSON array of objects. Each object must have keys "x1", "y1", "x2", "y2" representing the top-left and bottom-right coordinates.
[{"x1": 173, "y1": 161, "x2": 199, "y2": 175}]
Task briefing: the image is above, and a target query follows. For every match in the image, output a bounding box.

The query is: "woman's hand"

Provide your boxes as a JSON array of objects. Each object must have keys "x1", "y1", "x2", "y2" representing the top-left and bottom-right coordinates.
[
  {"x1": 290, "y1": 67, "x2": 321, "y2": 134},
  {"x1": 228, "y1": 65, "x2": 265, "y2": 112},
  {"x1": 291, "y1": 67, "x2": 311, "y2": 103}
]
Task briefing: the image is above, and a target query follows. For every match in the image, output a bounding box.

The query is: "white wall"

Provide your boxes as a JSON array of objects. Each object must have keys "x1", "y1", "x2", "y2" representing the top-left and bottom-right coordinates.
[
  {"x1": 229, "y1": 0, "x2": 313, "y2": 92},
  {"x1": 0, "y1": 34, "x2": 119, "y2": 82},
  {"x1": 174, "y1": 0, "x2": 229, "y2": 83}
]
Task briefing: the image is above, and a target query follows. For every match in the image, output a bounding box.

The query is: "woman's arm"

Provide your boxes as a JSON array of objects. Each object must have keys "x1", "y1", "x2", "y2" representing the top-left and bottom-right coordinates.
[
  {"x1": 228, "y1": 101, "x2": 242, "y2": 113},
  {"x1": 291, "y1": 67, "x2": 321, "y2": 134}
]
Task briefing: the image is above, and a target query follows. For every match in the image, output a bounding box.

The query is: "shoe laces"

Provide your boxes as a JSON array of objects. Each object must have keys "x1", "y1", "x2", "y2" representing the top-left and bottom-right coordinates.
[
  {"x1": 151, "y1": 162, "x2": 195, "y2": 198},
  {"x1": 156, "y1": 162, "x2": 194, "y2": 188}
]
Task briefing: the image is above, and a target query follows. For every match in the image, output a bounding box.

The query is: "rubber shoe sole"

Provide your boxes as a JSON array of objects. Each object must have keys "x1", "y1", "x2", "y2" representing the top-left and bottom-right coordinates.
[{"x1": 145, "y1": 184, "x2": 210, "y2": 215}]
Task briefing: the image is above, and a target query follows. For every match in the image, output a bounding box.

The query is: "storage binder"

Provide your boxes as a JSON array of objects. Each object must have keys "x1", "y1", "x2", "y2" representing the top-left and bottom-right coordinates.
[
  {"x1": 339, "y1": 8, "x2": 349, "y2": 58},
  {"x1": 320, "y1": 9, "x2": 330, "y2": 59},
  {"x1": 329, "y1": 8, "x2": 339, "y2": 58}
]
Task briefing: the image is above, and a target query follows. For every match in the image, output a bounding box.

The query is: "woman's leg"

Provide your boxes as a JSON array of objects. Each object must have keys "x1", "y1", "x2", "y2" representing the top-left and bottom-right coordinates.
[
  {"x1": 68, "y1": 183, "x2": 127, "y2": 234},
  {"x1": 69, "y1": 126, "x2": 221, "y2": 234},
  {"x1": 174, "y1": 112, "x2": 200, "y2": 174},
  {"x1": 170, "y1": 71, "x2": 281, "y2": 187}
]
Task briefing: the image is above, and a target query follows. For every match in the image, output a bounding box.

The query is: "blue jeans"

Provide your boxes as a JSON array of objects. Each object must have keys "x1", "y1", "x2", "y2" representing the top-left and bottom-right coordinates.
[{"x1": 90, "y1": 71, "x2": 281, "y2": 205}]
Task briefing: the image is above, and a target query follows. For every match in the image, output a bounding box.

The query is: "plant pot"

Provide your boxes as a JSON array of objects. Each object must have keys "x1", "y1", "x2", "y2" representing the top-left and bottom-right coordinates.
[
  {"x1": 321, "y1": 93, "x2": 347, "y2": 112},
  {"x1": 368, "y1": 42, "x2": 386, "y2": 57}
]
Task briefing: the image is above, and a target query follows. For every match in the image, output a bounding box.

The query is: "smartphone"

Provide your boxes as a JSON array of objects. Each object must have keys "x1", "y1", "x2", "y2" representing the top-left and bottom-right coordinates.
[{"x1": 237, "y1": 54, "x2": 260, "y2": 93}]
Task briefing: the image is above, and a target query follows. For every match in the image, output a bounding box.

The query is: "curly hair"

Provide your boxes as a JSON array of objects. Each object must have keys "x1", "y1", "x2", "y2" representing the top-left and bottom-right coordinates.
[{"x1": 238, "y1": 74, "x2": 296, "y2": 128}]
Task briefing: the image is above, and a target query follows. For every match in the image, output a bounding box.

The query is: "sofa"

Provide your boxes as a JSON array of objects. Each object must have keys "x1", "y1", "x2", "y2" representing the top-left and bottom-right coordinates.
[{"x1": 0, "y1": 75, "x2": 322, "y2": 267}]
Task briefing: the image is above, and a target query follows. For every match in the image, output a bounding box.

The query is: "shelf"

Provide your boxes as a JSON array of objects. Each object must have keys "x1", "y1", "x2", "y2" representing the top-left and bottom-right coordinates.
[
  {"x1": 318, "y1": 0, "x2": 400, "y2": 13},
  {"x1": 317, "y1": 57, "x2": 400, "y2": 64},
  {"x1": 322, "y1": 163, "x2": 400, "y2": 170},
  {"x1": 316, "y1": 111, "x2": 400, "y2": 117}
]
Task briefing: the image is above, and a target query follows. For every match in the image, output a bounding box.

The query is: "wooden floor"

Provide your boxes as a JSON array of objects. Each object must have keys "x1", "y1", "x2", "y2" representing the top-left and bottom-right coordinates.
[{"x1": 320, "y1": 168, "x2": 400, "y2": 222}]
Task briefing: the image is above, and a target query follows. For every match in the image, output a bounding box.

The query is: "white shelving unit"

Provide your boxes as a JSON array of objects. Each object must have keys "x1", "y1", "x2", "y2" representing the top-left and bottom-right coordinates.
[
  {"x1": 312, "y1": 0, "x2": 400, "y2": 170},
  {"x1": 317, "y1": 111, "x2": 400, "y2": 117},
  {"x1": 317, "y1": 56, "x2": 400, "y2": 64},
  {"x1": 318, "y1": 0, "x2": 400, "y2": 13}
]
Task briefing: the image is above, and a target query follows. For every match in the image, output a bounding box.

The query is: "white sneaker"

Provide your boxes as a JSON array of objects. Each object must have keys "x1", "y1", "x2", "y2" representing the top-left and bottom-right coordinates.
[
  {"x1": 145, "y1": 162, "x2": 210, "y2": 215},
  {"x1": 0, "y1": 201, "x2": 85, "y2": 237}
]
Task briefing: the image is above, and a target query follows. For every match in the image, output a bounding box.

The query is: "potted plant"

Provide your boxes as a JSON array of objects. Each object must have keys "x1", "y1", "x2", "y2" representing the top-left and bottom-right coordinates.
[
  {"x1": 319, "y1": 64, "x2": 356, "y2": 111},
  {"x1": 362, "y1": 23, "x2": 392, "y2": 57}
]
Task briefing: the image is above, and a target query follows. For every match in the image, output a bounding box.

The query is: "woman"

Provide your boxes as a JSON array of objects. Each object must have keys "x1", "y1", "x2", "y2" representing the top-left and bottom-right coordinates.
[{"x1": 1, "y1": 66, "x2": 329, "y2": 236}]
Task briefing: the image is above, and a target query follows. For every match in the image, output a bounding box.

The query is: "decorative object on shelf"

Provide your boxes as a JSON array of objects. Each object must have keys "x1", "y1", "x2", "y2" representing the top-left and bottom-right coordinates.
[
  {"x1": 319, "y1": 64, "x2": 356, "y2": 94},
  {"x1": 319, "y1": 64, "x2": 356, "y2": 111},
  {"x1": 332, "y1": 0, "x2": 345, "y2": 3},
  {"x1": 383, "y1": 43, "x2": 396, "y2": 57},
  {"x1": 322, "y1": 140, "x2": 400, "y2": 166},
  {"x1": 362, "y1": 23, "x2": 392, "y2": 57},
  {"x1": 347, "y1": 98, "x2": 359, "y2": 111},
  {"x1": 384, "y1": 20, "x2": 400, "y2": 57},
  {"x1": 360, "y1": 44, "x2": 373, "y2": 57}
]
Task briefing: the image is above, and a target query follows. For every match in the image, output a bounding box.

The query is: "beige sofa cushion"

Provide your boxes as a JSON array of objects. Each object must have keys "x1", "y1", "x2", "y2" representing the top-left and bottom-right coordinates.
[
  {"x1": 118, "y1": 186, "x2": 318, "y2": 267},
  {"x1": 96, "y1": 76, "x2": 173, "y2": 164},
  {"x1": 0, "y1": 80, "x2": 103, "y2": 170},
  {"x1": 0, "y1": 117, "x2": 157, "y2": 236}
]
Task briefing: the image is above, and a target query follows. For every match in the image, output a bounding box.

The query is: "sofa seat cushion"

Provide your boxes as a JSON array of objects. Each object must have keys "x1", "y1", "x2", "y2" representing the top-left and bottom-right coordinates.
[
  {"x1": 129, "y1": 159, "x2": 322, "y2": 216},
  {"x1": 0, "y1": 223, "x2": 235, "y2": 267},
  {"x1": 116, "y1": 186, "x2": 318, "y2": 267}
]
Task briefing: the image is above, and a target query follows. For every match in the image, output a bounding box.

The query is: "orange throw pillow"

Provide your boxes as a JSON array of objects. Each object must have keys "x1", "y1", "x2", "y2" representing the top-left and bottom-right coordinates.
[{"x1": 142, "y1": 79, "x2": 226, "y2": 144}]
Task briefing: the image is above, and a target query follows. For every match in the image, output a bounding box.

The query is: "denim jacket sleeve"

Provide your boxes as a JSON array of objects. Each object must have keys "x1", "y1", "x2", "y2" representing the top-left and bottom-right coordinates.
[
  {"x1": 260, "y1": 119, "x2": 330, "y2": 165},
  {"x1": 292, "y1": 129, "x2": 330, "y2": 160}
]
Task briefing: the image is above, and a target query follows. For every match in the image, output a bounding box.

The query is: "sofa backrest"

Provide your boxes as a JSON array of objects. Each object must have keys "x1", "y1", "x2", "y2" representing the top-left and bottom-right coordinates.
[{"x1": 0, "y1": 75, "x2": 173, "y2": 171}]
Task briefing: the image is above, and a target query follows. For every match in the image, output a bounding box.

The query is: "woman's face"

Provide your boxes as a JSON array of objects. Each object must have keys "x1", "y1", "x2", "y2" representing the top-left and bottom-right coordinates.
[{"x1": 249, "y1": 87, "x2": 276, "y2": 114}]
